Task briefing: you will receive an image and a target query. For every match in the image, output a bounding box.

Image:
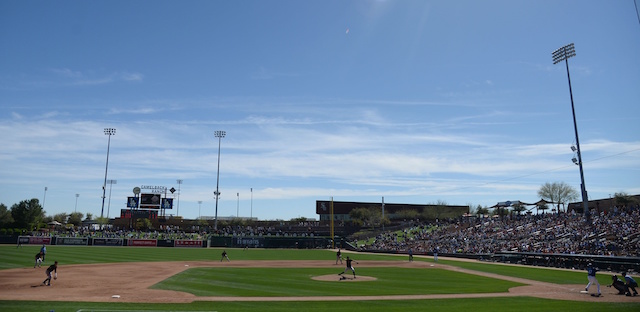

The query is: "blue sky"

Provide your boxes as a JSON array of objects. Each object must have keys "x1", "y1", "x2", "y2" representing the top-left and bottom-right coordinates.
[{"x1": 1, "y1": 1, "x2": 639, "y2": 221}]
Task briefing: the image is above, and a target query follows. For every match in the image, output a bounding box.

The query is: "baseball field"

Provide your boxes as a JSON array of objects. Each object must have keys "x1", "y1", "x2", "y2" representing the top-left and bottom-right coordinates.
[{"x1": 1, "y1": 245, "x2": 639, "y2": 312}]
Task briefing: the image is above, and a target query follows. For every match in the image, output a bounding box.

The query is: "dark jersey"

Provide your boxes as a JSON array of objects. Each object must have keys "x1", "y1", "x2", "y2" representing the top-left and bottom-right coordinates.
[
  {"x1": 346, "y1": 258, "x2": 353, "y2": 267},
  {"x1": 46, "y1": 264, "x2": 57, "y2": 273},
  {"x1": 587, "y1": 266, "x2": 598, "y2": 276},
  {"x1": 35, "y1": 252, "x2": 41, "y2": 260}
]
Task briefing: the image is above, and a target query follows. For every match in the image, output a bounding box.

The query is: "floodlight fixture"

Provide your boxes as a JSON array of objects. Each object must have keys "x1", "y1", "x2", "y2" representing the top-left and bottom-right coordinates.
[{"x1": 552, "y1": 43, "x2": 576, "y2": 64}]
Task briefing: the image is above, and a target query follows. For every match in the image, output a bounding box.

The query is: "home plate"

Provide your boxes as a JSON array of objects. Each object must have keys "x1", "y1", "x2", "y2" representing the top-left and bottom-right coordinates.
[
  {"x1": 112, "y1": 295, "x2": 121, "y2": 298},
  {"x1": 580, "y1": 290, "x2": 588, "y2": 294}
]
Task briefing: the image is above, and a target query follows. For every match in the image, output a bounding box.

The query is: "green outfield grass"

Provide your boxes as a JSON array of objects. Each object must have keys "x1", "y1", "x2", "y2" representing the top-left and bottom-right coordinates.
[
  {"x1": 1, "y1": 245, "x2": 639, "y2": 312},
  {"x1": 152, "y1": 267, "x2": 520, "y2": 296}
]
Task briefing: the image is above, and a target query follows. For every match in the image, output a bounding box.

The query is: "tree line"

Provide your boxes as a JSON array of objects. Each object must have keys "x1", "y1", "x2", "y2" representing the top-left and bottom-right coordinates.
[{"x1": 0, "y1": 198, "x2": 106, "y2": 234}]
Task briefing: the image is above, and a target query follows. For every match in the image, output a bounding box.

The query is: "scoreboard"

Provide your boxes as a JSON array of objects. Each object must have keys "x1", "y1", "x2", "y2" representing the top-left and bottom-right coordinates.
[{"x1": 120, "y1": 209, "x2": 158, "y2": 220}]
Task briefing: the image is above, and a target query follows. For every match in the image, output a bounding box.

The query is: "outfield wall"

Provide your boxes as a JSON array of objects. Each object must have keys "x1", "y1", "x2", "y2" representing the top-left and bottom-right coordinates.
[
  {"x1": 209, "y1": 235, "x2": 333, "y2": 249},
  {"x1": 15, "y1": 236, "x2": 207, "y2": 248},
  {"x1": 13, "y1": 235, "x2": 333, "y2": 249}
]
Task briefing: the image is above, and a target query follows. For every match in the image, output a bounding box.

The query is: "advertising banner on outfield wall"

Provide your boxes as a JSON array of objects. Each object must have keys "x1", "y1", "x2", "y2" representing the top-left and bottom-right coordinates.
[
  {"x1": 56, "y1": 237, "x2": 89, "y2": 246},
  {"x1": 175, "y1": 240, "x2": 204, "y2": 247},
  {"x1": 18, "y1": 236, "x2": 52, "y2": 245},
  {"x1": 92, "y1": 238, "x2": 124, "y2": 246},
  {"x1": 127, "y1": 239, "x2": 157, "y2": 247},
  {"x1": 234, "y1": 237, "x2": 263, "y2": 248}
]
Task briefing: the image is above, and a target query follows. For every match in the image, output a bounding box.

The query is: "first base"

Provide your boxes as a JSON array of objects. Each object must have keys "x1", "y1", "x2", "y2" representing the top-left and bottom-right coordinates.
[
  {"x1": 580, "y1": 290, "x2": 588, "y2": 294},
  {"x1": 111, "y1": 295, "x2": 121, "y2": 298}
]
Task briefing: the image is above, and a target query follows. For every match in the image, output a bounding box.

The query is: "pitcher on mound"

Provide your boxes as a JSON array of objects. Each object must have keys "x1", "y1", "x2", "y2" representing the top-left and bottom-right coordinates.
[{"x1": 338, "y1": 256, "x2": 358, "y2": 279}]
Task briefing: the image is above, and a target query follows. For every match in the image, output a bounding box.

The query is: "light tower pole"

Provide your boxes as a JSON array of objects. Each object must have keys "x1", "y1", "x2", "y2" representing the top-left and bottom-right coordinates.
[
  {"x1": 552, "y1": 43, "x2": 589, "y2": 222},
  {"x1": 106, "y1": 179, "x2": 117, "y2": 218},
  {"x1": 198, "y1": 201, "x2": 202, "y2": 219},
  {"x1": 42, "y1": 187, "x2": 48, "y2": 209},
  {"x1": 176, "y1": 179, "x2": 183, "y2": 216},
  {"x1": 101, "y1": 128, "x2": 116, "y2": 218},
  {"x1": 213, "y1": 130, "x2": 226, "y2": 230},
  {"x1": 74, "y1": 194, "x2": 79, "y2": 213}
]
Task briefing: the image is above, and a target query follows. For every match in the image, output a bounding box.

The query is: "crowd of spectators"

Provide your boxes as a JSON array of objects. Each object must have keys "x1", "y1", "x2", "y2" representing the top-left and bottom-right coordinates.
[
  {"x1": 212, "y1": 223, "x2": 322, "y2": 238},
  {"x1": 28, "y1": 221, "x2": 327, "y2": 241},
  {"x1": 365, "y1": 205, "x2": 640, "y2": 257}
]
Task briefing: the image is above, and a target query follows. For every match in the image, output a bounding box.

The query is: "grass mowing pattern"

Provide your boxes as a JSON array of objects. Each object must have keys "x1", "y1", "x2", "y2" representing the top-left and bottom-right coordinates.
[{"x1": 152, "y1": 267, "x2": 521, "y2": 296}]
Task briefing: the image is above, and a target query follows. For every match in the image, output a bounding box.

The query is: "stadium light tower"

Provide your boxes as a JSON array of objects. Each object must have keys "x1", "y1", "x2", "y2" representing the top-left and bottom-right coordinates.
[
  {"x1": 213, "y1": 130, "x2": 226, "y2": 230},
  {"x1": 552, "y1": 43, "x2": 589, "y2": 222},
  {"x1": 75, "y1": 193, "x2": 79, "y2": 213},
  {"x1": 101, "y1": 128, "x2": 116, "y2": 219}
]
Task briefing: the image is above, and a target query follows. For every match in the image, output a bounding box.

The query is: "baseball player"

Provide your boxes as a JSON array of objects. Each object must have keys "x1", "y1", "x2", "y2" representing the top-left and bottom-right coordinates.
[
  {"x1": 40, "y1": 244, "x2": 47, "y2": 261},
  {"x1": 585, "y1": 263, "x2": 601, "y2": 297},
  {"x1": 34, "y1": 252, "x2": 43, "y2": 268},
  {"x1": 624, "y1": 272, "x2": 639, "y2": 296},
  {"x1": 42, "y1": 261, "x2": 58, "y2": 286},
  {"x1": 338, "y1": 256, "x2": 358, "y2": 279},
  {"x1": 220, "y1": 250, "x2": 230, "y2": 262},
  {"x1": 606, "y1": 275, "x2": 628, "y2": 295},
  {"x1": 336, "y1": 249, "x2": 343, "y2": 265}
]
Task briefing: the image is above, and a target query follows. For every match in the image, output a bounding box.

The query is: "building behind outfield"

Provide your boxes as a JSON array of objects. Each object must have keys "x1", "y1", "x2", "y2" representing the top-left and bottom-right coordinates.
[
  {"x1": 316, "y1": 200, "x2": 468, "y2": 222},
  {"x1": 566, "y1": 194, "x2": 640, "y2": 214}
]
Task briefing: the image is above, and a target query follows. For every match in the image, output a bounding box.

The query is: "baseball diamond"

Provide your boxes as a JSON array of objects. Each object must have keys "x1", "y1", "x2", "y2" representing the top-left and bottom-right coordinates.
[{"x1": 0, "y1": 256, "x2": 638, "y2": 304}]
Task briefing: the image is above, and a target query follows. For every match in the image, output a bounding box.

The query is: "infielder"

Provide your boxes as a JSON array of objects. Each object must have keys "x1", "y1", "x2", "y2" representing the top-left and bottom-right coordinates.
[
  {"x1": 42, "y1": 261, "x2": 58, "y2": 286},
  {"x1": 34, "y1": 252, "x2": 43, "y2": 268},
  {"x1": 338, "y1": 256, "x2": 358, "y2": 279},
  {"x1": 221, "y1": 250, "x2": 230, "y2": 262}
]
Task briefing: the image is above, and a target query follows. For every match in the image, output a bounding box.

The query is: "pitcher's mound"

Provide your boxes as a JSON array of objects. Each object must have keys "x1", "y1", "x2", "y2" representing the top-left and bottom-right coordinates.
[{"x1": 312, "y1": 274, "x2": 377, "y2": 282}]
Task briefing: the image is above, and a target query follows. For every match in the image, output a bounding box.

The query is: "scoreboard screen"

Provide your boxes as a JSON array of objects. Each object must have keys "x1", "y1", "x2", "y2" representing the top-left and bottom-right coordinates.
[
  {"x1": 140, "y1": 193, "x2": 161, "y2": 209},
  {"x1": 120, "y1": 209, "x2": 158, "y2": 220}
]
